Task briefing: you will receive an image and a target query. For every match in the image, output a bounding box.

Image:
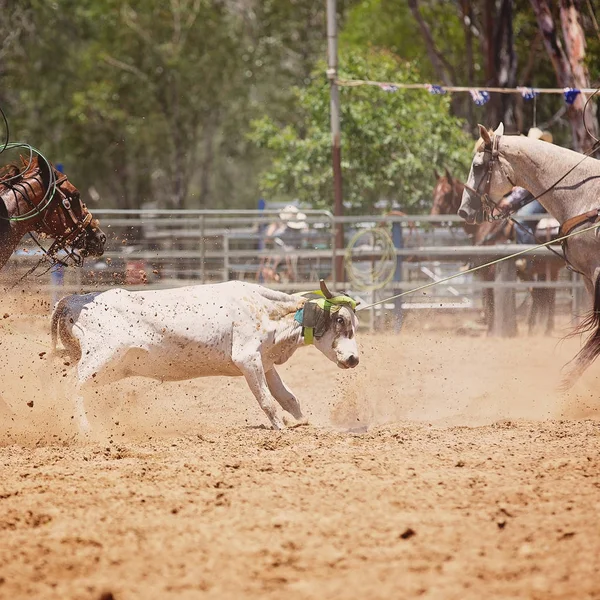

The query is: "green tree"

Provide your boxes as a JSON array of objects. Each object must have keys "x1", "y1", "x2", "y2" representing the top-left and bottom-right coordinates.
[
  {"x1": 249, "y1": 49, "x2": 472, "y2": 213},
  {"x1": 1, "y1": 0, "x2": 254, "y2": 210}
]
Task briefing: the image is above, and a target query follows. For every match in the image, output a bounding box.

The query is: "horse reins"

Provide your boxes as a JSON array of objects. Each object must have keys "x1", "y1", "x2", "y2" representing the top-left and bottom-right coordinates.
[
  {"x1": 45, "y1": 174, "x2": 95, "y2": 256},
  {"x1": 466, "y1": 132, "x2": 600, "y2": 268},
  {"x1": 359, "y1": 219, "x2": 600, "y2": 312},
  {"x1": 463, "y1": 141, "x2": 565, "y2": 260}
]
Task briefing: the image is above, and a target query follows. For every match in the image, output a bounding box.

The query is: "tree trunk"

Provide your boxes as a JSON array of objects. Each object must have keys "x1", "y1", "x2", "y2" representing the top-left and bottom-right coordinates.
[
  {"x1": 515, "y1": 32, "x2": 542, "y2": 131},
  {"x1": 484, "y1": 0, "x2": 517, "y2": 131},
  {"x1": 168, "y1": 73, "x2": 188, "y2": 210},
  {"x1": 484, "y1": 0, "x2": 496, "y2": 88},
  {"x1": 407, "y1": 0, "x2": 454, "y2": 86},
  {"x1": 197, "y1": 113, "x2": 219, "y2": 209},
  {"x1": 530, "y1": 0, "x2": 597, "y2": 152},
  {"x1": 495, "y1": 0, "x2": 518, "y2": 129},
  {"x1": 559, "y1": 0, "x2": 599, "y2": 152},
  {"x1": 460, "y1": 0, "x2": 476, "y2": 128}
]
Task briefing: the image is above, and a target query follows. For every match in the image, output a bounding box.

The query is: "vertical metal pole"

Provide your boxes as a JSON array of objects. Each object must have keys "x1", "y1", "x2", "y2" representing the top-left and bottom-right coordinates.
[
  {"x1": 223, "y1": 234, "x2": 229, "y2": 282},
  {"x1": 392, "y1": 220, "x2": 404, "y2": 331},
  {"x1": 200, "y1": 215, "x2": 206, "y2": 284},
  {"x1": 257, "y1": 198, "x2": 266, "y2": 283},
  {"x1": 327, "y1": 0, "x2": 344, "y2": 286},
  {"x1": 493, "y1": 259, "x2": 517, "y2": 337}
]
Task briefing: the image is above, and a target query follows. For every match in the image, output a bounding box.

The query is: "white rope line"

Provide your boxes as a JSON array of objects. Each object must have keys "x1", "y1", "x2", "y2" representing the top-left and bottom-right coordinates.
[
  {"x1": 335, "y1": 78, "x2": 599, "y2": 96},
  {"x1": 357, "y1": 221, "x2": 600, "y2": 311}
]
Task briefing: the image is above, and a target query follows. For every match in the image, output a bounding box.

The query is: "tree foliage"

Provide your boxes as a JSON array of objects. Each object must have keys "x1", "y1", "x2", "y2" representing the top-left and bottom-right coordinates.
[
  {"x1": 1, "y1": 0, "x2": 600, "y2": 214},
  {"x1": 249, "y1": 49, "x2": 472, "y2": 213}
]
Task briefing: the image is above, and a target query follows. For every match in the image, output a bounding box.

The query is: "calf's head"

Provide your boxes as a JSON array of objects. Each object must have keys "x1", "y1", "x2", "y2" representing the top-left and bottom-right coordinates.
[
  {"x1": 298, "y1": 280, "x2": 360, "y2": 369},
  {"x1": 313, "y1": 304, "x2": 359, "y2": 368}
]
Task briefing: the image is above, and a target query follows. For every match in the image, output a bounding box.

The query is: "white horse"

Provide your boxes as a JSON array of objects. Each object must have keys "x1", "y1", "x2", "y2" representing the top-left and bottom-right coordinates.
[{"x1": 459, "y1": 124, "x2": 600, "y2": 388}]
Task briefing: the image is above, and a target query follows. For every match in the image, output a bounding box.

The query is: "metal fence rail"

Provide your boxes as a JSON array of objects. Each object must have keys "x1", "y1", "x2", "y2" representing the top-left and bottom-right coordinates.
[{"x1": 1, "y1": 210, "x2": 583, "y2": 329}]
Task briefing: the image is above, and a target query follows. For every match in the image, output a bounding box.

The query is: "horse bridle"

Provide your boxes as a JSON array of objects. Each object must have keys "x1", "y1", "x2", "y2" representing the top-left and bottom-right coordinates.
[
  {"x1": 463, "y1": 134, "x2": 517, "y2": 222},
  {"x1": 43, "y1": 173, "x2": 94, "y2": 260}
]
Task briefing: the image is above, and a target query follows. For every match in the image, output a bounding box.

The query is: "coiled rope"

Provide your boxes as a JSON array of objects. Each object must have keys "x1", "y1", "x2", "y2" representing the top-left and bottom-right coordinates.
[{"x1": 344, "y1": 227, "x2": 397, "y2": 292}]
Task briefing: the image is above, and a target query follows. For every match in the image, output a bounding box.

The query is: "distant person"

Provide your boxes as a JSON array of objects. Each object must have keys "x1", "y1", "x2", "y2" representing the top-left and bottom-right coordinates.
[{"x1": 261, "y1": 205, "x2": 308, "y2": 282}]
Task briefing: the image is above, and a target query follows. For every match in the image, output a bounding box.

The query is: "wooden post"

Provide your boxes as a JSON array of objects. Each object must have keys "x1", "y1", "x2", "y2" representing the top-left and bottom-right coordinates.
[
  {"x1": 493, "y1": 259, "x2": 517, "y2": 336},
  {"x1": 326, "y1": 0, "x2": 344, "y2": 284}
]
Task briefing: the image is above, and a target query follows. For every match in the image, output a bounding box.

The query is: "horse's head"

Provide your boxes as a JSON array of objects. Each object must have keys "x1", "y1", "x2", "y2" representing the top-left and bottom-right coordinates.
[
  {"x1": 458, "y1": 123, "x2": 515, "y2": 224},
  {"x1": 431, "y1": 167, "x2": 464, "y2": 216},
  {"x1": 30, "y1": 156, "x2": 106, "y2": 259}
]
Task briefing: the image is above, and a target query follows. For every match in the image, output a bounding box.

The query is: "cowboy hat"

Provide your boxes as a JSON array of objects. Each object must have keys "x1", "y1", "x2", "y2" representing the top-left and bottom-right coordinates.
[
  {"x1": 279, "y1": 205, "x2": 308, "y2": 230},
  {"x1": 527, "y1": 127, "x2": 553, "y2": 143}
]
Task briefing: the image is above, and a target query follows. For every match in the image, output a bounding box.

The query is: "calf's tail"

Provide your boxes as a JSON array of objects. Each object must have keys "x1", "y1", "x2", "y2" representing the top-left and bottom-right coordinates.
[{"x1": 50, "y1": 296, "x2": 70, "y2": 358}]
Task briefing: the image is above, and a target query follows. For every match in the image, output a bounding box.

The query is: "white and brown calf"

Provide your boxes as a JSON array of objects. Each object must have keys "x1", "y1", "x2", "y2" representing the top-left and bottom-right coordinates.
[{"x1": 50, "y1": 280, "x2": 359, "y2": 432}]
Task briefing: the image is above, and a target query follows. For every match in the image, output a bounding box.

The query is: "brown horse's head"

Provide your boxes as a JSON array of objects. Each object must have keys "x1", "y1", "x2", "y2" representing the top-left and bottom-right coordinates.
[
  {"x1": 21, "y1": 156, "x2": 106, "y2": 259},
  {"x1": 431, "y1": 167, "x2": 464, "y2": 216}
]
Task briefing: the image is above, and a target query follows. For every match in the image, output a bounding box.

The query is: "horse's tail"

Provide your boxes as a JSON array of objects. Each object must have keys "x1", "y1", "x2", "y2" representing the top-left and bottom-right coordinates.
[
  {"x1": 50, "y1": 296, "x2": 71, "y2": 359},
  {"x1": 561, "y1": 274, "x2": 600, "y2": 390}
]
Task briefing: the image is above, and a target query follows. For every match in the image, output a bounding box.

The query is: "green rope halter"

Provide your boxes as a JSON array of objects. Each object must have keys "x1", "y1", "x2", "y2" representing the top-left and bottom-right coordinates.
[{"x1": 294, "y1": 280, "x2": 358, "y2": 345}]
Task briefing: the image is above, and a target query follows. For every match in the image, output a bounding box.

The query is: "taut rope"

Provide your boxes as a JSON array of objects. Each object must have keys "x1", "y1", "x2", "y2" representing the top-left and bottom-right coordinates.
[{"x1": 358, "y1": 220, "x2": 600, "y2": 311}]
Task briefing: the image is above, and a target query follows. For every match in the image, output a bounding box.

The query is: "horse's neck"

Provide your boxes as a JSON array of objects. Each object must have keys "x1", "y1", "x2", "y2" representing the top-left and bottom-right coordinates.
[
  {"x1": 0, "y1": 182, "x2": 43, "y2": 232},
  {"x1": 452, "y1": 182, "x2": 464, "y2": 214},
  {"x1": 0, "y1": 187, "x2": 38, "y2": 269},
  {"x1": 501, "y1": 136, "x2": 600, "y2": 223},
  {"x1": 0, "y1": 220, "x2": 22, "y2": 270}
]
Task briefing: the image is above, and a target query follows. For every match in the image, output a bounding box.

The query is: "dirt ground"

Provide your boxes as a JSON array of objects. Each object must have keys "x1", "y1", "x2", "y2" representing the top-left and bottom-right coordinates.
[{"x1": 1, "y1": 305, "x2": 600, "y2": 599}]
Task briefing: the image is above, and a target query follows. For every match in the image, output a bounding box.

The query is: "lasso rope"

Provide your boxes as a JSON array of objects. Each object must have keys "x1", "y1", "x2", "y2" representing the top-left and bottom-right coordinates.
[
  {"x1": 344, "y1": 227, "x2": 397, "y2": 292},
  {"x1": 357, "y1": 221, "x2": 600, "y2": 311},
  {"x1": 0, "y1": 142, "x2": 58, "y2": 221}
]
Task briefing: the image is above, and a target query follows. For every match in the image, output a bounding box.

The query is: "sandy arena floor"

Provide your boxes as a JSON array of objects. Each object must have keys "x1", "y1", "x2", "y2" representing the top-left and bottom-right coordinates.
[{"x1": 1, "y1": 307, "x2": 600, "y2": 599}]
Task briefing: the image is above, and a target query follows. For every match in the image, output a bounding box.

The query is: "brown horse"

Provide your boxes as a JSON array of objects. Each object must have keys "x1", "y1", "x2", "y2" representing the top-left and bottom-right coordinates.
[
  {"x1": 432, "y1": 168, "x2": 561, "y2": 334},
  {"x1": 0, "y1": 155, "x2": 105, "y2": 271}
]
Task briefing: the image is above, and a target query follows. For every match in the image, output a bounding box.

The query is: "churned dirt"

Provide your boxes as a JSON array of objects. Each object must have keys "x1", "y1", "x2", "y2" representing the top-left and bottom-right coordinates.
[{"x1": 1, "y1": 306, "x2": 600, "y2": 599}]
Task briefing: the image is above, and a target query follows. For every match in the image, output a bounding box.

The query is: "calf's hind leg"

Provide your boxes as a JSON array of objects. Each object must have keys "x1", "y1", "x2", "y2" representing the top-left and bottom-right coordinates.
[
  {"x1": 73, "y1": 391, "x2": 91, "y2": 434},
  {"x1": 72, "y1": 345, "x2": 130, "y2": 434}
]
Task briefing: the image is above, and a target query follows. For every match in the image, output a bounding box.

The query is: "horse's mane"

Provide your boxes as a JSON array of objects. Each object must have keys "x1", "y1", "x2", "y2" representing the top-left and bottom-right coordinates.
[
  {"x1": 0, "y1": 164, "x2": 23, "y2": 186},
  {"x1": 0, "y1": 157, "x2": 41, "y2": 188}
]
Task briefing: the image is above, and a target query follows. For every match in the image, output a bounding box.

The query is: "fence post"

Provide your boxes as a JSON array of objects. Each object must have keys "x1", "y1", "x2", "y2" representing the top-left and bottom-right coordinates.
[
  {"x1": 391, "y1": 220, "x2": 403, "y2": 331},
  {"x1": 330, "y1": 215, "x2": 338, "y2": 290},
  {"x1": 493, "y1": 259, "x2": 517, "y2": 336},
  {"x1": 200, "y1": 215, "x2": 206, "y2": 284},
  {"x1": 222, "y1": 234, "x2": 229, "y2": 282}
]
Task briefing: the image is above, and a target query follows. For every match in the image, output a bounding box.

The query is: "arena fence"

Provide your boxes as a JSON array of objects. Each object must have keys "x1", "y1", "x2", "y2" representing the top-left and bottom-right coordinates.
[{"x1": 1, "y1": 209, "x2": 585, "y2": 331}]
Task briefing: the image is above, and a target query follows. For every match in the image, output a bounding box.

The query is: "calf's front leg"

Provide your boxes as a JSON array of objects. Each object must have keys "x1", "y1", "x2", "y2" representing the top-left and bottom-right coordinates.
[
  {"x1": 234, "y1": 355, "x2": 285, "y2": 430},
  {"x1": 265, "y1": 368, "x2": 306, "y2": 425}
]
